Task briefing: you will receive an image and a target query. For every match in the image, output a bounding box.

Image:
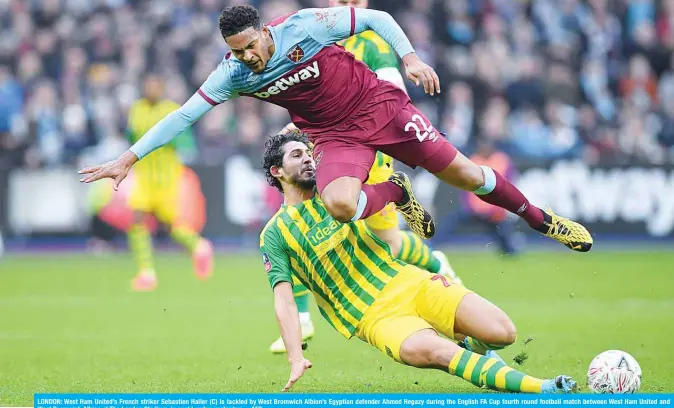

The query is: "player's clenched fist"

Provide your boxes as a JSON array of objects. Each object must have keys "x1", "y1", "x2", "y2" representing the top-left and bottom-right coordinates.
[
  {"x1": 280, "y1": 122, "x2": 299, "y2": 135},
  {"x1": 402, "y1": 53, "x2": 441, "y2": 96},
  {"x1": 282, "y1": 358, "x2": 312, "y2": 392},
  {"x1": 78, "y1": 150, "x2": 138, "y2": 190}
]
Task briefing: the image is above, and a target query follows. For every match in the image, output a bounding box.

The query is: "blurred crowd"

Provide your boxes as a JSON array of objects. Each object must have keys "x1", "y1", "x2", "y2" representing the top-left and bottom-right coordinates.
[{"x1": 1, "y1": 0, "x2": 674, "y2": 172}]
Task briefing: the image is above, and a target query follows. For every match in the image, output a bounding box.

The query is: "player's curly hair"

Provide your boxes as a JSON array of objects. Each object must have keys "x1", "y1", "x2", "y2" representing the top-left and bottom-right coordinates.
[
  {"x1": 218, "y1": 5, "x2": 261, "y2": 39},
  {"x1": 263, "y1": 132, "x2": 311, "y2": 193}
]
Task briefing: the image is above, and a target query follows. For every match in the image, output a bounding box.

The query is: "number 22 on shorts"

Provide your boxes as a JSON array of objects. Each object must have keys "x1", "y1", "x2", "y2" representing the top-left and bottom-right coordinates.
[{"x1": 405, "y1": 114, "x2": 438, "y2": 143}]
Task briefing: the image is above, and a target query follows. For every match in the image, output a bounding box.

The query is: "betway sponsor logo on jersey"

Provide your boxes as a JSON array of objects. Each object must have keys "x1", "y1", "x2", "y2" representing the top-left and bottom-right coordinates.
[{"x1": 254, "y1": 61, "x2": 320, "y2": 98}]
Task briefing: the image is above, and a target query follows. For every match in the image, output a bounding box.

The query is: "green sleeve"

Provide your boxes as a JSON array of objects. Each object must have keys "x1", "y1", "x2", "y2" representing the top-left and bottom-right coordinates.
[
  {"x1": 363, "y1": 38, "x2": 399, "y2": 72},
  {"x1": 260, "y1": 225, "x2": 293, "y2": 290}
]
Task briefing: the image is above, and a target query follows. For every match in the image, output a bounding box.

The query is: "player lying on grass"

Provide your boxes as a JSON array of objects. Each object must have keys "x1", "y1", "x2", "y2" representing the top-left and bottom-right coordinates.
[
  {"x1": 268, "y1": 0, "x2": 460, "y2": 355},
  {"x1": 79, "y1": 4, "x2": 593, "y2": 254},
  {"x1": 260, "y1": 132, "x2": 577, "y2": 393}
]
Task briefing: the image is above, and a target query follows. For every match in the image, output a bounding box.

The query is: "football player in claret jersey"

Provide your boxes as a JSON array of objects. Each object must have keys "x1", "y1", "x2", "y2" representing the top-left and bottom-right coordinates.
[
  {"x1": 268, "y1": 0, "x2": 460, "y2": 354},
  {"x1": 259, "y1": 132, "x2": 577, "y2": 393},
  {"x1": 79, "y1": 4, "x2": 593, "y2": 253},
  {"x1": 329, "y1": 0, "x2": 457, "y2": 281}
]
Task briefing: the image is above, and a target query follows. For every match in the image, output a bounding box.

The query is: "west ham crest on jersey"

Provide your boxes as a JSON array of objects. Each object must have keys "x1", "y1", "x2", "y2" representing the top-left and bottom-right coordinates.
[
  {"x1": 287, "y1": 44, "x2": 305, "y2": 63},
  {"x1": 314, "y1": 150, "x2": 323, "y2": 167}
]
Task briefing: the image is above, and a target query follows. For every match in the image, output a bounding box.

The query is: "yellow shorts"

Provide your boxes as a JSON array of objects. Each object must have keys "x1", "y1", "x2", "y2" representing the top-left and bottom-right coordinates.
[
  {"x1": 128, "y1": 179, "x2": 180, "y2": 224},
  {"x1": 355, "y1": 265, "x2": 472, "y2": 364},
  {"x1": 364, "y1": 153, "x2": 398, "y2": 231}
]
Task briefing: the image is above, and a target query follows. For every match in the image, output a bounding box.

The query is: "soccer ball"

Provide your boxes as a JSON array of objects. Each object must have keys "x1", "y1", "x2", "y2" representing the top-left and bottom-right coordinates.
[{"x1": 587, "y1": 350, "x2": 642, "y2": 394}]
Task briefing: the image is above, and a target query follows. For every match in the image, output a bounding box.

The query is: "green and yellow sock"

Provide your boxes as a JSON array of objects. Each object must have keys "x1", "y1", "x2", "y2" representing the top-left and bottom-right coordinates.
[
  {"x1": 449, "y1": 348, "x2": 544, "y2": 393},
  {"x1": 170, "y1": 226, "x2": 201, "y2": 253},
  {"x1": 397, "y1": 231, "x2": 442, "y2": 273},
  {"x1": 128, "y1": 224, "x2": 154, "y2": 272},
  {"x1": 294, "y1": 283, "x2": 310, "y2": 314}
]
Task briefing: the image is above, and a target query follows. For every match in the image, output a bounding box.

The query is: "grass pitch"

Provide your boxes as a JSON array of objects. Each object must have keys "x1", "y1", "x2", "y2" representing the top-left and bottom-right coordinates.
[{"x1": 1, "y1": 250, "x2": 673, "y2": 405}]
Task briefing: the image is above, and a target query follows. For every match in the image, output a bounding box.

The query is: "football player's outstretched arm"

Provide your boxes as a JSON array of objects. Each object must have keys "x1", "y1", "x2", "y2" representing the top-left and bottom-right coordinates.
[
  {"x1": 274, "y1": 282, "x2": 313, "y2": 392},
  {"x1": 129, "y1": 94, "x2": 213, "y2": 161},
  {"x1": 79, "y1": 62, "x2": 234, "y2": 188},
  {"x1": 298, "y1": 7, "x2": 440, "y2": 95},
  {"x1": 262, "y1": 228, "x2": 313, "y2": 391}
]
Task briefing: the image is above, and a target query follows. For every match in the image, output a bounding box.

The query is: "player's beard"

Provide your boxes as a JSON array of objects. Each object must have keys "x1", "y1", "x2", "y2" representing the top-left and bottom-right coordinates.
[{"x1": 291, "y1": 172, "x2": 316, "y2": 191}]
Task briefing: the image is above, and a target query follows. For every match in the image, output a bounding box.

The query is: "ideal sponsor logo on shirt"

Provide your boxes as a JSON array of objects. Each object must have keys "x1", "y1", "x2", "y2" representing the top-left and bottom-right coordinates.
[{"x1": 307, "y1": 217, "x2": 342, "y2": 246}]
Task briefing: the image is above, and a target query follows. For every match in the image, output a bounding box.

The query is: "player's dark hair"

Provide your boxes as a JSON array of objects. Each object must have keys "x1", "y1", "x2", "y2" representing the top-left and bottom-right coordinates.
[
  {"x1": 263, "y1": 132, "x2": 311, "y2": 193},
  {"x1": 218, "y1": 5, "x2": 261, "y2": 39}
]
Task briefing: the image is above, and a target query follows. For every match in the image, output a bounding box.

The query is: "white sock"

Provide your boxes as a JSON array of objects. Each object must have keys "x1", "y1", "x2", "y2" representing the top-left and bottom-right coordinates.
[
  {"x1": 350, "y1": 190, "x2": 368, "y2": 221},
  {"x1": 473, "y1": 165, "x2": 497, "y2": 195},
  {"x1": 299, "y1": 312, "x2": 312, "y2": 325}
]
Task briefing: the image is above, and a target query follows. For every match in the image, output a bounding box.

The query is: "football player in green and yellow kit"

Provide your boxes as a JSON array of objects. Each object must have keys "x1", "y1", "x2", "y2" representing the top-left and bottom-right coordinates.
[
  {"x1": 260, "y1": 132, "x2": 576, "y2": 394},
  {"x1": 125, "y1": 75, "x2": 213, "y2": 291}
]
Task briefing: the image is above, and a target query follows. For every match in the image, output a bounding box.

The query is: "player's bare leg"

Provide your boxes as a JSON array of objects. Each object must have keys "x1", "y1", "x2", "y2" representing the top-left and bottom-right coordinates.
[
  {"x1": 321, "y1": 174, "x2": 435, "y2": 238},
  {"x1": 402, "y1": 292, "x2": 575, "y2": 393},
  {"x1": 433, "y1": 151, "x2": 592, "y2": 252},
  {"x1": 398, "y1": 329, "x2": 576, "y2": 393},
  {"x1": 129, "y1": 211, "x2": 157, "y2": 292},
  {"x1": 320, "y1": 176, "x2": 364, "y2": 223},
  {"x1": 452, "y1": 293, "x2": 517, "y2": 347},
  {"x1": 451, "y1": 292, "x2": 515, "y2": 362}
]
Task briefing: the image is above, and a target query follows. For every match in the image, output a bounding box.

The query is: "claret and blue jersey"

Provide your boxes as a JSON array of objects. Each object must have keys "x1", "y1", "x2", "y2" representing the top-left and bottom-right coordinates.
[
  {"x1": 197, "y1": 7, "x2": 412, "y2": 131},
  {"x1": 129, "y1": 6, "x2": 415, "y2": 160},
  {"x1": 197, "y1": 7, "x2": 410, "y2": 101}
]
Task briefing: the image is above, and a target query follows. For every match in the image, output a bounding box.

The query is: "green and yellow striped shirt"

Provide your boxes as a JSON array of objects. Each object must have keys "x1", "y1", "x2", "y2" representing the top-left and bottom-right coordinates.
[
  {"x1": 260, "y1": 195, "x2": 406, "y2": 338},
  {"x1": 340, "y1": 30, "x2": 399, "y2": 73},
  {"x1": 127, "y1": 98, "x2": 195, "y2": 187}
]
